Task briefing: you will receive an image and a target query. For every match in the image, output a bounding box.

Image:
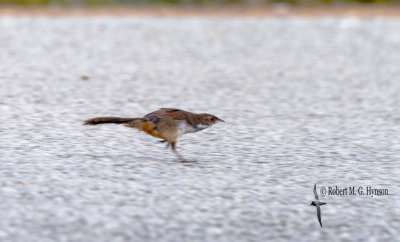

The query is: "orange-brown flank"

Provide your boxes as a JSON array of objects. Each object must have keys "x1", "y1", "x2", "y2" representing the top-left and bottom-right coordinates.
[{"x1": 140, "y1": 121, "x2": 164, "y2": 139}]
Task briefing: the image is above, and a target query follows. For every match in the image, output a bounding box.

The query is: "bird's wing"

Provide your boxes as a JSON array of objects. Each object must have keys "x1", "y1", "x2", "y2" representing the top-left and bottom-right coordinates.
[
  {"x1": 145, "y1": 108, "x2": 189, "y2": 121},
  {"x1": 317, "y1": 205, "x2": 323, "y2": 228},
  {"x1": 313, "y1": 184, "x2": 319, "y2": 200}
]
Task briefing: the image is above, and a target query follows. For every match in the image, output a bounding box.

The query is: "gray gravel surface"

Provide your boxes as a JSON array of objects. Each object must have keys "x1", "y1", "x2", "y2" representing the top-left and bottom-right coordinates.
[{"x1": 0, "y1": 16, "x2": 399, "y2": 242}]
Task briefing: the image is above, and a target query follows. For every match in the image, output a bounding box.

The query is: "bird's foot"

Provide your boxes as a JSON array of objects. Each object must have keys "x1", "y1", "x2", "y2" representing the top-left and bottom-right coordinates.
[
  {"x1": 172, "y1": 150, "x2": 193, "y2": 163},
  {"x1": 178, "y1": 158, "x2": 196, "y2": 163}
]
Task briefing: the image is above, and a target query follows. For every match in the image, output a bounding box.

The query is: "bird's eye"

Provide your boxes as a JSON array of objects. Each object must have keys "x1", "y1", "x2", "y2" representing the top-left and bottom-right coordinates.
[{"x1": 210, "y1": 117, "x2": 215, "y2": 121}]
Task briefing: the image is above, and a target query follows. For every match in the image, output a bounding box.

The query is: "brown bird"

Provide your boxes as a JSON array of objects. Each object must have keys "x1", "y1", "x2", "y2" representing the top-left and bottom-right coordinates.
[{"x1": 84, "y1": 108, "x2": 224, "y2": 162}]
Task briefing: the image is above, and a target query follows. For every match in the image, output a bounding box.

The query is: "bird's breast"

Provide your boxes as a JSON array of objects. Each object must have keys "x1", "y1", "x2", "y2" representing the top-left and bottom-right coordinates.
[{"x1": 177, "y1": 121, "x2": 199, "y2": 136}]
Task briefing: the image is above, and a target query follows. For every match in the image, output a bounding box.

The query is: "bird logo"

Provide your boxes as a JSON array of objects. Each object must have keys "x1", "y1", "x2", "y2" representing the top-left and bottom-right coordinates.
[{"x1": 310, "y1": 184, "x2": 327, "y2": 228}]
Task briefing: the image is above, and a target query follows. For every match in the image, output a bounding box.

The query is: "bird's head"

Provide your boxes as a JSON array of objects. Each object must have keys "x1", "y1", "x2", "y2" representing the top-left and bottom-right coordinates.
[{"x1": 196, "y1": 113, "x2": 225, "y2": 129}]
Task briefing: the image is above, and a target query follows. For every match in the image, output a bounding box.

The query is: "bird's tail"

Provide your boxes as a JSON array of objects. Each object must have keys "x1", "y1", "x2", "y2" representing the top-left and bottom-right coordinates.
[
  {"x1": 84, "y1": 117, "x2": 159, "y2": 137},
  {"x1": 84, "y1": 117, "x2": 139, "y2": 125}
]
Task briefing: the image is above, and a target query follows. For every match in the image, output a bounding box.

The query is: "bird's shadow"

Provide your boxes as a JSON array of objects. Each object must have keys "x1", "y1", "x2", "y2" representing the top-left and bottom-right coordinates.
[
  {"x1": 169, "y1": 158, "x2": 198, "y2": 165},
  {"x1": 79, "y1": 151, "x2": 207, "y2": 167},
  {"x1": 166, "y1": 157, "x2": 216, "y2": 168}
]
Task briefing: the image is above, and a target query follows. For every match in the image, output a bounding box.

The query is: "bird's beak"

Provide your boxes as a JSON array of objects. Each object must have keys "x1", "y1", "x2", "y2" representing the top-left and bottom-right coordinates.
[{"x1": 218, "y1": 118, "x2": 225, "y2": 123}]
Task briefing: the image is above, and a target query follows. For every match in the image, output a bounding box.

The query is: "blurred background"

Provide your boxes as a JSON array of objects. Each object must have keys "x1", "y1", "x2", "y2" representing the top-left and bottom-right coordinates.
[
  {"x1": 1, "y1": 0, "x2": 399, "y2": 240},
  {"x1": 0, "y1": 0, "x2": 399, "y2": 8}
]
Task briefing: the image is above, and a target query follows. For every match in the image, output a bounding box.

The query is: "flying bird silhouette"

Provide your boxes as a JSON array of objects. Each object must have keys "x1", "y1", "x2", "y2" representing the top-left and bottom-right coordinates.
[{"x1": 310, "y1": 184, "x2": 327, "y2": 228}]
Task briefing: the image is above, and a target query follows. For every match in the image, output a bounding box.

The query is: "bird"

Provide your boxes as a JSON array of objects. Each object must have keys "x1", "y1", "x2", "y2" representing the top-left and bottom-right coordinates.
[
  {"x1": 84, "y1": 108, "x2": 224, "y2": 162},
  {"x1": 310, "y1": 184, "x2": 327, "y2": 228}
]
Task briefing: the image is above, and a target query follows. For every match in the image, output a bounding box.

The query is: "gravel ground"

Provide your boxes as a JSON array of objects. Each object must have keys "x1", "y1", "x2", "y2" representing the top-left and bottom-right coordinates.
[{"x1": 0, "y1": 16, "x2": 399, "y2": 242}]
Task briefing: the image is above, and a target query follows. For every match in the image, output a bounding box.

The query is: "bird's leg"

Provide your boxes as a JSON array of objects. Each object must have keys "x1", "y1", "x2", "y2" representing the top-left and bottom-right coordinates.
[
  {"x1": 170, "y1": 141, "x2": 188, "y2": 162},
  {"x1": 159, "y1": 139, "x2": 170, "y2": 148},
  {"x1": 173, "y1": 149, "x2": 186, "y2": 162}
]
